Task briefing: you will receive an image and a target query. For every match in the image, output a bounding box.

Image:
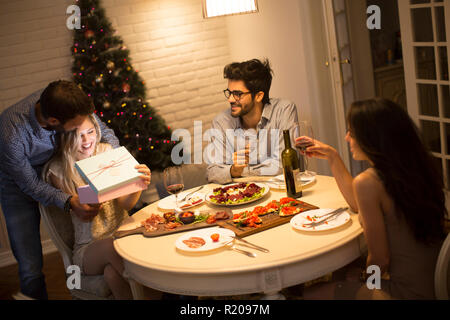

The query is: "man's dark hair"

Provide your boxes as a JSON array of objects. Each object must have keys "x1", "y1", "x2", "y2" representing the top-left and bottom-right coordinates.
[
  {"x1": 39, "y1": 80, "x2": 95, "y2": 124},
  {"x1": 224, "y1": 58, "x2": 273, "y2": 105}
]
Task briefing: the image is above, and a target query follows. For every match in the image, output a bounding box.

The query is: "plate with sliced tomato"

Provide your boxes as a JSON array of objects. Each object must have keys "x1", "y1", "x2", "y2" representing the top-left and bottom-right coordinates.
[
  {"x1": 290, "y1": 208, "x2": 351, "y2": 231},
  {"x1": 175, "y1": 227, "x2": 235, "y2": 252}
]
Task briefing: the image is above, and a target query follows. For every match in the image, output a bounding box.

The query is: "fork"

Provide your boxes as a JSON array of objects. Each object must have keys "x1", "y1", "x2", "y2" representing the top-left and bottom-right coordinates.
[
  {"x1": 178, "y1": 185, "x2": 204, "y2": 202},
  {"x1": 227, "y1": 243, "x2": 257, "y2": 258},
  {"x1": 303, "y1": 207, "x2": 348, "y2": 228},
  {"x1": 231, "y1": 235, "x2": 269, "y2": 253}
]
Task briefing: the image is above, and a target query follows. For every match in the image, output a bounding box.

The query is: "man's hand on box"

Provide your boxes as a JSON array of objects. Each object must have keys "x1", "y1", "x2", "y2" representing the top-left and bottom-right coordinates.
[
  {"x1": 70, "y1": 194, "x2": 101, "y2": 222},
  {"x1": 136, "y1": 164, "x2": 151, "y2": 187}
]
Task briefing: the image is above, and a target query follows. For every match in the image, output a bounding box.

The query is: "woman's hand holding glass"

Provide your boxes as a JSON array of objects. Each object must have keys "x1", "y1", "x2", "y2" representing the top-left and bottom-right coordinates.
[
  {"x1": 295, "y1": 136, "x2": 338, "y2": 161},
  {"x1": 294, "y1": 121, "x2": 316, "y2": 177}
]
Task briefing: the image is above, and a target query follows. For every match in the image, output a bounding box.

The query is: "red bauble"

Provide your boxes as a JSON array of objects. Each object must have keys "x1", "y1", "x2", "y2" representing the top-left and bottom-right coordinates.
[
  {"x1": 122, "y1": 83, "x2": 130, "y2": 93},
  {"x1": 84, "y1": 30, "x2": 94, "y2": 38}
]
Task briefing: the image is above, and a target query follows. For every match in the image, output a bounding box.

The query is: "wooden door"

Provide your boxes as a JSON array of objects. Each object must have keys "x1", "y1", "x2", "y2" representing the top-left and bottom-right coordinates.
[{"x1": 322, "y1": 0, "x2": 366, "y2": 176}]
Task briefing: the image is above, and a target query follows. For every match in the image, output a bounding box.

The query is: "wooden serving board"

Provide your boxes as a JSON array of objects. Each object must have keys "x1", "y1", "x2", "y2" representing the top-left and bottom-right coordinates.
[
  {"x1": 114, "y1": 208, "x2": 232, "y2": 239},
  {"x1": 216, "y1": 201, "x2": 319, "y2": 238}
]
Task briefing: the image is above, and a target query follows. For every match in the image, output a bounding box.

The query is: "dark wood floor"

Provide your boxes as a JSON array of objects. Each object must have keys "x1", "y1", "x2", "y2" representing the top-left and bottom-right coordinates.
[
  {"x1": 0, "y1": 251, "x2": 307, "y2": 300},
  {"x1": 0, "y1": 251, "x2": 165, "y2": 300},
  {"x1": 0, "y1": 251, "x2": 71, "y2": 300},
  {"x1": 0, "y1": 250, "x2": 347, "y2": 300}
]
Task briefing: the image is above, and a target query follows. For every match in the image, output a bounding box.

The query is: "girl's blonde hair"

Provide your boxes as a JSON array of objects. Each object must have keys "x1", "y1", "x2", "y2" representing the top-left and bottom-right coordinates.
[{"x1": 49, "y1": 114, "x2": 102, "y2": 194}]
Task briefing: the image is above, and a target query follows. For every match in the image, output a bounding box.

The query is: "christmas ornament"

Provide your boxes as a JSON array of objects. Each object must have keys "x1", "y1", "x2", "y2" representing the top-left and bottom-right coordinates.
[
  {"x1": 84, "y1": 30, "x2": 94, "y2": 38},
  {"x1": 122, "y1": 83, "x2": 130, "y2": 92},
  {"x1": 106, "y1": 61, "x2": 115, "y2": 70},
  {"x1": 71, "y1": 0, "x2": 176, "y2": 171}
]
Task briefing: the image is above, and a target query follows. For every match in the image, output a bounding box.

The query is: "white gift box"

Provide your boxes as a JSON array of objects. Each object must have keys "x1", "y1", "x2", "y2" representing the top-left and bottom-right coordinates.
[{"x1": 75, "y1": 146, "x2": 147, "y2": 204}]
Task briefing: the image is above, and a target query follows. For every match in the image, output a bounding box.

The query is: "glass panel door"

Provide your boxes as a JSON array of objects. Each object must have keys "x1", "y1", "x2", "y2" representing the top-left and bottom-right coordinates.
[{"x1": 399, "y1": 0, "x2": 450, "y2": 188}]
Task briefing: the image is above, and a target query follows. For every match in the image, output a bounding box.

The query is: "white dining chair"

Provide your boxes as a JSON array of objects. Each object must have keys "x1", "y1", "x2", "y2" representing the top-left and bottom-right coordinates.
[
  {"x1": 39, "y1": 163, "x2": 112, "y2": 300},
  {"x1": 435, "y1": 232, "x2": 450, "y2": 300}
]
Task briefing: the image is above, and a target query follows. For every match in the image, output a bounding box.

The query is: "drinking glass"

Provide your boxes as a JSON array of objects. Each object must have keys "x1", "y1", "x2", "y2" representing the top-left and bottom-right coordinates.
[
  {"x1": 163, "y1": 166, "x2": 184, "y2": 211},
  {"x1": 294, "y1": 121, "x2": 316, "y2": 178}
]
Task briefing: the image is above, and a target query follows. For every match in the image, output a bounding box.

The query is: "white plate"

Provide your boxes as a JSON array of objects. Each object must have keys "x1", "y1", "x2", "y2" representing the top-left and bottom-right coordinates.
[
  {"x1": 157, "y1": 191, "x2": 206, "y2": 210},
  {"x1": 290, "y1": 208, "x2": 351, "y2": 232},
  {"x1": 266, "y1": 174, "x2": 316, "y2": 190},
  {"x1": 175, "y1": 227, "x2": 235, "y2": 252},
  {"x1": 205, "y1": 182, "x2": 270, "y2": 206}
]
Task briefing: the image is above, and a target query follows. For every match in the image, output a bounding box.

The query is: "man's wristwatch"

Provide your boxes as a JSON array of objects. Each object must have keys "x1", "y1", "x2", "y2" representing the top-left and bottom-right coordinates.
[{"x1": 64, "y1": 196, "x2": 73, "y2": 214}]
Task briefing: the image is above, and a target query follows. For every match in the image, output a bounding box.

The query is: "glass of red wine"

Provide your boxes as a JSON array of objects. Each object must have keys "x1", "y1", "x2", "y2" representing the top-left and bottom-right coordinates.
[
  {"x1": 294, "y1": 120, "x2": 316, "y2": 178},
  {"x1": 163, "y1": 166, "x2": 184, "y2": 211}
]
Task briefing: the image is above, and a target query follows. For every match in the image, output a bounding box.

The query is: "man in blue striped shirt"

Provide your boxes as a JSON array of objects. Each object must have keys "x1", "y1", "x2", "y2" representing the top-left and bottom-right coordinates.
[{"x1": 0, "y1": 80, "x2": 120, "y2": 299}]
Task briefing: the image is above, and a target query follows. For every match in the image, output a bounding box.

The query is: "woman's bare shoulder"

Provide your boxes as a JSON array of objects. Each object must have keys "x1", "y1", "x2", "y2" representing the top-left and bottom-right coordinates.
[{"x1": 353, "y1": 168, "x2": 383, "y2": 192}]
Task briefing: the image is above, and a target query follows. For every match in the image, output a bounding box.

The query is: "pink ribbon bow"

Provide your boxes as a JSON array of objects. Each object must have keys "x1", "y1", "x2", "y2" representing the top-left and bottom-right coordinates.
[{"x1": 87, "y1": 153, "x2": 131, "y2": 180}]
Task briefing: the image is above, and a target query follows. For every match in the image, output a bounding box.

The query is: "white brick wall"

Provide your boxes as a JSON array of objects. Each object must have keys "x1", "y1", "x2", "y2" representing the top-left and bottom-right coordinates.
[
  {"x1": 0, "y1": 0, "x2": 74, "y2": 109},
  {"x1": 0, "y1": 0, "x2": 231, "y2": 135},
  {"x1": 104, "y1": 0, "x2": 231, "y2": 134}
]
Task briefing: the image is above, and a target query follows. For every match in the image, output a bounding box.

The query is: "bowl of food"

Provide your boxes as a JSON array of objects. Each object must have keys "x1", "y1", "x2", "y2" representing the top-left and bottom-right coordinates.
[
  {"x1": 178, "y1": 211, "x2": 195, "y2": 224},
  {"x1": 163, "y1": 212, "x2": 176, "y2": 223}
]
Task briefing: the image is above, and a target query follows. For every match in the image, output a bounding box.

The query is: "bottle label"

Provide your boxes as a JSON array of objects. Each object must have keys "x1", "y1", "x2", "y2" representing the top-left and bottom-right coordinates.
[{"x1": 293, "y1": 169, "x2": 302, "y2": 193}]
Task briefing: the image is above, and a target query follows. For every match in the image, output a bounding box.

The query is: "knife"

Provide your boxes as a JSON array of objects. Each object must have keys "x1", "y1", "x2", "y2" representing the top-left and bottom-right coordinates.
[{"x1": 231, "y1": 235, "x2": 270, "y2": 253}]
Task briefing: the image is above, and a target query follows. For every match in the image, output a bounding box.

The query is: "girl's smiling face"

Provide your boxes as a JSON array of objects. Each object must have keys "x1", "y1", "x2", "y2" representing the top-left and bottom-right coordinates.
[{"x1": 76, "y1": 117, "x2": 97, "y2": 159}]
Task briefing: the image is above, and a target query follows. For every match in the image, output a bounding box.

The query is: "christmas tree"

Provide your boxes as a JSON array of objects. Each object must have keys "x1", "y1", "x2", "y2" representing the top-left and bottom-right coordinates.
[{"x1": 71, "y1": 0, "x2": 176, "y2": 171}]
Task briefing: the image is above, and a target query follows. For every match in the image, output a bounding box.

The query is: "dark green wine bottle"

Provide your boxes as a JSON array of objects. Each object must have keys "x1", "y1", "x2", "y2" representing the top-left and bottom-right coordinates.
[{"x1": 281, "y1": 130, "x2": 302, "y2": 198}]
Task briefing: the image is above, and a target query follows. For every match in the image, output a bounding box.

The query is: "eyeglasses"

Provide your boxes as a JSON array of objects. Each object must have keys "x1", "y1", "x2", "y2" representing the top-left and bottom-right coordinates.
[{"x1": 223, "y1": 89, "x2": 252, "y2": 101}]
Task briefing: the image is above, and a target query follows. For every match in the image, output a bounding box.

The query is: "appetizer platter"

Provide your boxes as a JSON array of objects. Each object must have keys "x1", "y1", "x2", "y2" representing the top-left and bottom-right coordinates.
[
  {"x1": 113, "y1": 208, "x2": 232, "y2": 239},
  {"x1": 216, "y1": 197, "x2": 319, "y2": 237},
  {"x1": 206, "y1": 182, "x2": 269, "y2": 206}
]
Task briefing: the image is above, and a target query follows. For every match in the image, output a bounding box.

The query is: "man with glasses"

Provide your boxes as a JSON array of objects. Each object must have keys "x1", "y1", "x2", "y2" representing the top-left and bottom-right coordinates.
[{"x1": 206, "y1": 59, "x2": 300, "y2": 184}]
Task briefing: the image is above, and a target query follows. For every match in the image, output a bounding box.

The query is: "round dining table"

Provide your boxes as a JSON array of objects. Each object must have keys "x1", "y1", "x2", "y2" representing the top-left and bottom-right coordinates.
[{"x1": 114, "y1": 175, "x2": 365, "y2": 299}]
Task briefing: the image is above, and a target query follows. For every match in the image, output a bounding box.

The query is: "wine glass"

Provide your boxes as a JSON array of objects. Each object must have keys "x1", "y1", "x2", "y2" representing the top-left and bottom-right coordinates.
[
  {"x1": 163, "y1": 166, "x2": 184, "y2": 211},
  {"x1": 294, "y1": 121, "x2": 316, "y2": 178}
]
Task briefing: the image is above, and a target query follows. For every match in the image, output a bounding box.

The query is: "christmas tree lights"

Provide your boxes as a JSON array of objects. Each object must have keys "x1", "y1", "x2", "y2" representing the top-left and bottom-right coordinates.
[{"x1": 71, "y1": 0, "x2": 176, "y2": 171}]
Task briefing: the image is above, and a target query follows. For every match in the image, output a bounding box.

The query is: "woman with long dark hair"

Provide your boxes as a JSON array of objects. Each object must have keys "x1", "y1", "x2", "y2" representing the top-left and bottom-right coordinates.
[{"x1": 297, "y1": 98, "x2": 447, "y2": 299}]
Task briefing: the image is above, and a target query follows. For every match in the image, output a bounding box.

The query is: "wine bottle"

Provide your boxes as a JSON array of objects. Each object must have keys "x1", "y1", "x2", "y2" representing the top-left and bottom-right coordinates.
[{"x1": 281, "y1": 130, "x2": 302, "y2": 198}]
